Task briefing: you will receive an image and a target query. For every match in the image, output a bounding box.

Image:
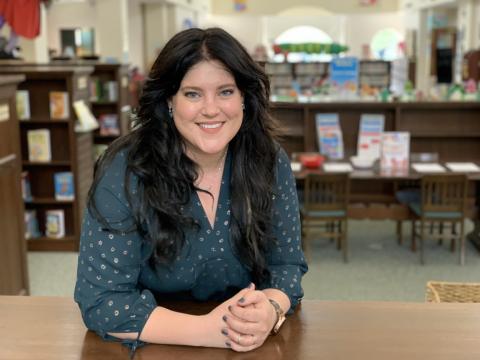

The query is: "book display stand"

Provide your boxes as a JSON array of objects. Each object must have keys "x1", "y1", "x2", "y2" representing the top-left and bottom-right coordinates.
[{"x1": 0, "y1": 65, "x2": 95, "y2": 251}]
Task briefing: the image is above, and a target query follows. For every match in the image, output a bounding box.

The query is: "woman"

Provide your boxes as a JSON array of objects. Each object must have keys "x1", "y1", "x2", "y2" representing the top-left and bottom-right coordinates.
[{"x1": 74, "y1": 27, "x2": 307, "y2": 353}]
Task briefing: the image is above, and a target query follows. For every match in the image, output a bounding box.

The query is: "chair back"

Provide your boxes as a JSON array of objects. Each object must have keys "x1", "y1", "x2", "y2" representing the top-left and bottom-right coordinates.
[
  {"x1": 304, "y1": 173, "x2": 350, "y2": 212},
  {"x1": 420, "y1": 174, "x2": 468, "y2": 214}
]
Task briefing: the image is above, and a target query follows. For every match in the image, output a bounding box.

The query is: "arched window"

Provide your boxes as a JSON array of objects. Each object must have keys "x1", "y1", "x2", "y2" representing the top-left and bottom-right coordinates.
[
  {"x1": 370, "y1": 28, "x2": 403, "y2": 61},
  {"x1": 274, "y1": 25, "x2": 333, "y2": 62}
]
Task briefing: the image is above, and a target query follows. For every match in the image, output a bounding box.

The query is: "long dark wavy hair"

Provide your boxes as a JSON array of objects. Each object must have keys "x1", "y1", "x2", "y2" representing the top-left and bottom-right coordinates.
[{"x1": 88, "y1": 27, "x2": 279, "y2": 284}]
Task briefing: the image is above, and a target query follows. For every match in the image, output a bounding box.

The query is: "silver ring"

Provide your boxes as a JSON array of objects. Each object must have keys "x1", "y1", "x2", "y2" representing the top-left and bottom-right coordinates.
[{"x1": 237, "y1": 335, "x2": 241, "y2": 343}]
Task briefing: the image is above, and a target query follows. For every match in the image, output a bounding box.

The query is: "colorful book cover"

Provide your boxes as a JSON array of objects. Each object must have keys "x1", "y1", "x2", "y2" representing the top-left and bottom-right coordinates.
[
  {"x1": 27, "y1": 129, "x2": 51, "y2": 162},
  {"x1": 99, "y1": 114, "x2": 120, "y2": 136},
  {"x1": 24, "y1": 210, "x2": 41, "y2": 239},
  {"x1": 45, "y1": 209, "x2": 65, "y2": 239},
  {"x1": 89, "y1": 76, "x2": 100, "y2": 101},
  {"x1": 315, "y1": 113, "x2": 344, "y2": 160},
  {"x1": 21, "y1": 171, "x2": 33, "y2": 201},
  {"x1": 49, "y1": 91, "x2": 70, "y2": 120},
  {"x1": 357, "y1": 114, "x2": 385, "y2": 160},
  {"x1": 54, "y1": 172, "x2": 75, "y2": 201},
  {"x1": 104, "y1": 81, "x2": 118, "y2": 102},
  {"x1": 73, "y1": 100, "x2": 99, "y2": 132},
  {"x1": 380, "y1": 132, "x2": 410, "y2": 170},
  {"x1": 16, "y1": 90, "x2": 31, "y2": 120},
  {"x1": 329, "y1": 57, "x2": 359, "y2": 98}
]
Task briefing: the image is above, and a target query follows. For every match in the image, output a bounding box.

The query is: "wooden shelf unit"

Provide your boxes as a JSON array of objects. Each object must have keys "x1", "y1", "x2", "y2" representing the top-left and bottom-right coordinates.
[
  {"x1": 265, "y1": 60, "x2": 391, "y2": 95},
  {"x1": 0, "y1": 65, "x2": 95, "y2": 252},
  {"x1": 359, "y1": 60, "x2": 391, "y2": 90},
  {"x1": 49, "y1": 61, "x2": 131, "y2": 144},
  {"x1": 271, "y1": 101, "x2": 480, "y2": 162},
  {"x1": 87, "y1": 63, "x2": 131, "y2": 145},
  {"x1": 0, "y1": 75, "x2": 29, "y2": 295}
]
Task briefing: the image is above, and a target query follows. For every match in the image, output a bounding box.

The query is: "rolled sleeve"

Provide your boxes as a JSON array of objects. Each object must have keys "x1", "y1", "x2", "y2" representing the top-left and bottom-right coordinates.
[
  {"x1": 265, "y1": 148, "x2": 308, "y2": 313},
  {"x1": 74, "y1": 153, "x2": 156, "y2": 341}
]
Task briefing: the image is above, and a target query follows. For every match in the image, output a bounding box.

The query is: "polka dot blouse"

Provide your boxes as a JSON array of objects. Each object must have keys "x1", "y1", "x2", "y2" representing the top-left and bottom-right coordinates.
[{"x1": 74, "y1": 146, "x2": 308, "y2": 343}]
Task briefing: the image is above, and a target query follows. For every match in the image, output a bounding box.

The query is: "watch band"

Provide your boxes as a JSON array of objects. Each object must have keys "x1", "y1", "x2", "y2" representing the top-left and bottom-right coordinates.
[{"x1": 269, "y1": 299, "x2": 286, "y2": 334}]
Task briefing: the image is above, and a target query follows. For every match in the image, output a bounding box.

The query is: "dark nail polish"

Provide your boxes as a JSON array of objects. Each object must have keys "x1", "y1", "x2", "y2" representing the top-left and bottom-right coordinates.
[
  {"x1": 221, "y1": 329, "x2": 228, "y2": 336},
  {"x1": 228, "y1": 305, "x2": 232, "y2": 311},
  {"x1": 222, "y1": 315, "x2": 227, "y2": 322},
  {"x1": 238, "y1": 297, "x2": 245, "y2": 303},
  {"x1": 225, "y1": 341, "x2": 231, "y2": 348}
]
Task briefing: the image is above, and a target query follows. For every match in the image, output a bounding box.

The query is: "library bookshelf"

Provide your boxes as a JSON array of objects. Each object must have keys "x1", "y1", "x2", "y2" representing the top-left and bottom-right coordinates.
[
  {"x1": 51, "y1": 60, "x2": 131, "y2": 149},
  {"x1": 0, "y1": 64, "x2": 95, "y2": 252}
]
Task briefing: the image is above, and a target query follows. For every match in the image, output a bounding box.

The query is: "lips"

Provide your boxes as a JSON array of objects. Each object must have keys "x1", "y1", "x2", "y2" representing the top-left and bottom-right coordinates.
[
  {"x1": 197, "y1": 122, "x2": 224, "y2": 129},
  {"x1": 197, "y1": 121, "x2": 224, "y2": 133}
]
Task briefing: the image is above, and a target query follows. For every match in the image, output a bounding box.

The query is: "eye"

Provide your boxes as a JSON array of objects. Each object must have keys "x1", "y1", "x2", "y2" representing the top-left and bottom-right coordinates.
[
  {"x1": 184, "y1": 91, "x2": 200, "y2": 99},
  {"x1": 219, "y1": 88, "x2": 235, "y2": 97}
]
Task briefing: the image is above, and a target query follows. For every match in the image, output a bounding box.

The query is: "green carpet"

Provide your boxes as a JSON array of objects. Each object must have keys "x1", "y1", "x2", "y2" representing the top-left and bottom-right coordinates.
[{"x1": 28, "y1": 220, "x2": 480, "y2": 302}]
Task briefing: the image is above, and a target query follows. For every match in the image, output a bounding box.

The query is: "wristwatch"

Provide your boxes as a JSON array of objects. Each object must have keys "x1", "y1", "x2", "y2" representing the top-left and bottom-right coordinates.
[{"x1": 269, "y1": 299, "x2": 286, "y2": 334}]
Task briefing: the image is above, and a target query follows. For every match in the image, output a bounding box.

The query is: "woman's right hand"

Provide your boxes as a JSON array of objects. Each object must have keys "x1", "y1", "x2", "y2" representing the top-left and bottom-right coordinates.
[{"x1": 200, "y1": 284, "x2": 255, "y2": 349}]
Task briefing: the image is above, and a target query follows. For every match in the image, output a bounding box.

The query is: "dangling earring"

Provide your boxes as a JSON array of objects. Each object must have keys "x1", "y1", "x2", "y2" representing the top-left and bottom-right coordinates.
[
  {"x1": 242, "y1": 103, "x2": 245, "y2": 111},
  {"x1": 168, "y1": 105, "x2": 173, "y2": 118}
]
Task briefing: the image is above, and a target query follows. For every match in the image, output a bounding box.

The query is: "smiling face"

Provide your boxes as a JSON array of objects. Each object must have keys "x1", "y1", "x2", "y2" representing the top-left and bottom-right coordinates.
[{"x1": 170, "y1": 60, "x2": 244, "y2": 160}]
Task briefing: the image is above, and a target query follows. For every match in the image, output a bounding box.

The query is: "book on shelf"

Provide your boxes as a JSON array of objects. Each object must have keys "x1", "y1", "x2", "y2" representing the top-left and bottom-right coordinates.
[
  {"x1": 24, "y1": 210, "x2": 41, "y2": 239},
  {"x1": 315, "y1": 113, "x2": 344, "y2": 160},
  {"x1": 16, "y1": 90, "x2": 31, "y2": 120},
  {"x1": 380, "y1": 132, "x2": 410, "y2": 170},
  {"x1": 27, "y1": 129, "x2": 51, "y2": 162},
  {"x1": 21, "y1": 171, "x2": 33, "y2": 201},
  {"x1": 49, "y1": 91, "x2": 70, "y2": 120},
  {"x1": 357, "y1": 114, "x2": 385, "y2": 160},
  {"x1": 104, "y1": 81, "x2": 119, "y2": 102},
  {"x1": 45, "y1": 209, "x2": 65, "y2": 239},
  {"x1": 73, "y1": 100, "x2": 99, "y2": 133},
  {"x1": 99, "y1": 114, "x2": 120, "y2": 136},
  {"x1": 329, "y1": 57, "x2": 359, "y2": 99},
  {"x1": 54, "y1": 172, "x2": 75, "y2": 201},
  {"x1": 89, "y1": 76, "x2": 100, "y2": 101}
]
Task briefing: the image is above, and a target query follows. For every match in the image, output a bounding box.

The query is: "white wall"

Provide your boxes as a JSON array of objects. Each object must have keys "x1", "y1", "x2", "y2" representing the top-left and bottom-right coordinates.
[
  {"x1": 211, "y1": 0, "x2": 400, "y2": 15},
  {"x1": 143, "y1": 3, "x2": 172, "y2": 71},
  {"x1": 202, "y1": 15, "x2": 264, "y2": 53},
  {"x1": 46, "y1": 2, "x2": 97, "y2": 56},
  {"x1": 202, "y1": 11, "x2": 406, "y2": 59},
  {"x1": 346, "y1": 12, "x2": 406, "y2": 58},
  {"x1": 96, "y1": 0, "x2": 129, "y2": 62},
  {"x1": 128, "y1": 0, "x2": 144, "y2": 71},
  {"x1": 143, "y1": 1, "x2": 210, "y2": 71}
]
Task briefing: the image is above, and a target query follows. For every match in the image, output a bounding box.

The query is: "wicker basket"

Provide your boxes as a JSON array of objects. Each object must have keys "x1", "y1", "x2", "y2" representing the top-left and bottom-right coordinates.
[{"x1": 425, "y1": 281, "x2": 480, "y2": 303}]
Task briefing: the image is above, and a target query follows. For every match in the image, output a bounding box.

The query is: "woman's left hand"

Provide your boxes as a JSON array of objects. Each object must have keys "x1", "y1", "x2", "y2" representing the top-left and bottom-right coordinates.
[{"x1": 223, "y1": 288, "x2": 277, "y2": 352}]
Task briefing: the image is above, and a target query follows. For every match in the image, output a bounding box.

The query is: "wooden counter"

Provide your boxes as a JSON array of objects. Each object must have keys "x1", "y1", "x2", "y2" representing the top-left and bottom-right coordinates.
[{"x1": 1, "y1": 296, "x2": 480, "y2": 360}]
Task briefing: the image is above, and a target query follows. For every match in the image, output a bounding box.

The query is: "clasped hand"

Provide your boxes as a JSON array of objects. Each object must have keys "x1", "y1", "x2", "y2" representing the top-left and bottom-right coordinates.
[{"x1": 207, "y1": 283, "x2": 277, "y2": 352}]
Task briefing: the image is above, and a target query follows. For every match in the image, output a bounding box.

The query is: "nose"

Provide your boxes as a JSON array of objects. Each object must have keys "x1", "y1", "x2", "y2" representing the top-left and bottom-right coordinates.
[{"x1": 201, "y1": 96, "x2": 220, "y2": 118}]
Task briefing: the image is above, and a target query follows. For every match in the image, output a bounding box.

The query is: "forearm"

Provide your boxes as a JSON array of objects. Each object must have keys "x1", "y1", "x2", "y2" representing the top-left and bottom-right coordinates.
[
  {"x1": 109, "y1": 306, "x2": 209, "y2": 346},
  {"x1": 261, "y1": 288, "x2": 291, "y2": 313}
]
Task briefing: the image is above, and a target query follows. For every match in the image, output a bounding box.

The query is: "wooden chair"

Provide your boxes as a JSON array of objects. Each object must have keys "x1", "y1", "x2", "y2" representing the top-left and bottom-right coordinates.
[
  {"x1": 301, "y1": 173, "x2": 350, "y2": 262},
  {"x1": 410, "y1": 174, "x2": 468, "y2": 265}
]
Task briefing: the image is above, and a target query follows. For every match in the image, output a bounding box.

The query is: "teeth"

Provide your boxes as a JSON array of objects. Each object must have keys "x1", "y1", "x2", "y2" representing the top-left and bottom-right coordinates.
[{"x1": 199, "y1": 123, "x2": 222, "y2": 129}]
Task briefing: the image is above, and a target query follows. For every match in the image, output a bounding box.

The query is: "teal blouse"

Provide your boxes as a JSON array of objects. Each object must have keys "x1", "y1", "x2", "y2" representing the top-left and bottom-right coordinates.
[{"x1": 74, "y1": 146, "x2": 308, "y2": 343}]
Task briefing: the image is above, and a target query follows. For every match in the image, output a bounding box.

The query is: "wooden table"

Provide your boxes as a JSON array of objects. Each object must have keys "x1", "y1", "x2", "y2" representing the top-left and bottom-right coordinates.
[
  {"x1": 2, "y1": 296, "x2": 480, "y2": 360},
  {"x1": 293, "y1": 163, "x2": 480, "y2": 220}
]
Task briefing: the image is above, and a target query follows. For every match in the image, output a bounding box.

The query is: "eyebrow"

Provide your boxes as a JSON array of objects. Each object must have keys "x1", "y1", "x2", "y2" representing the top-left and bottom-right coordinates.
[{"x1": 180, "y1": 84, "x2": 237, "y2": 91}]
